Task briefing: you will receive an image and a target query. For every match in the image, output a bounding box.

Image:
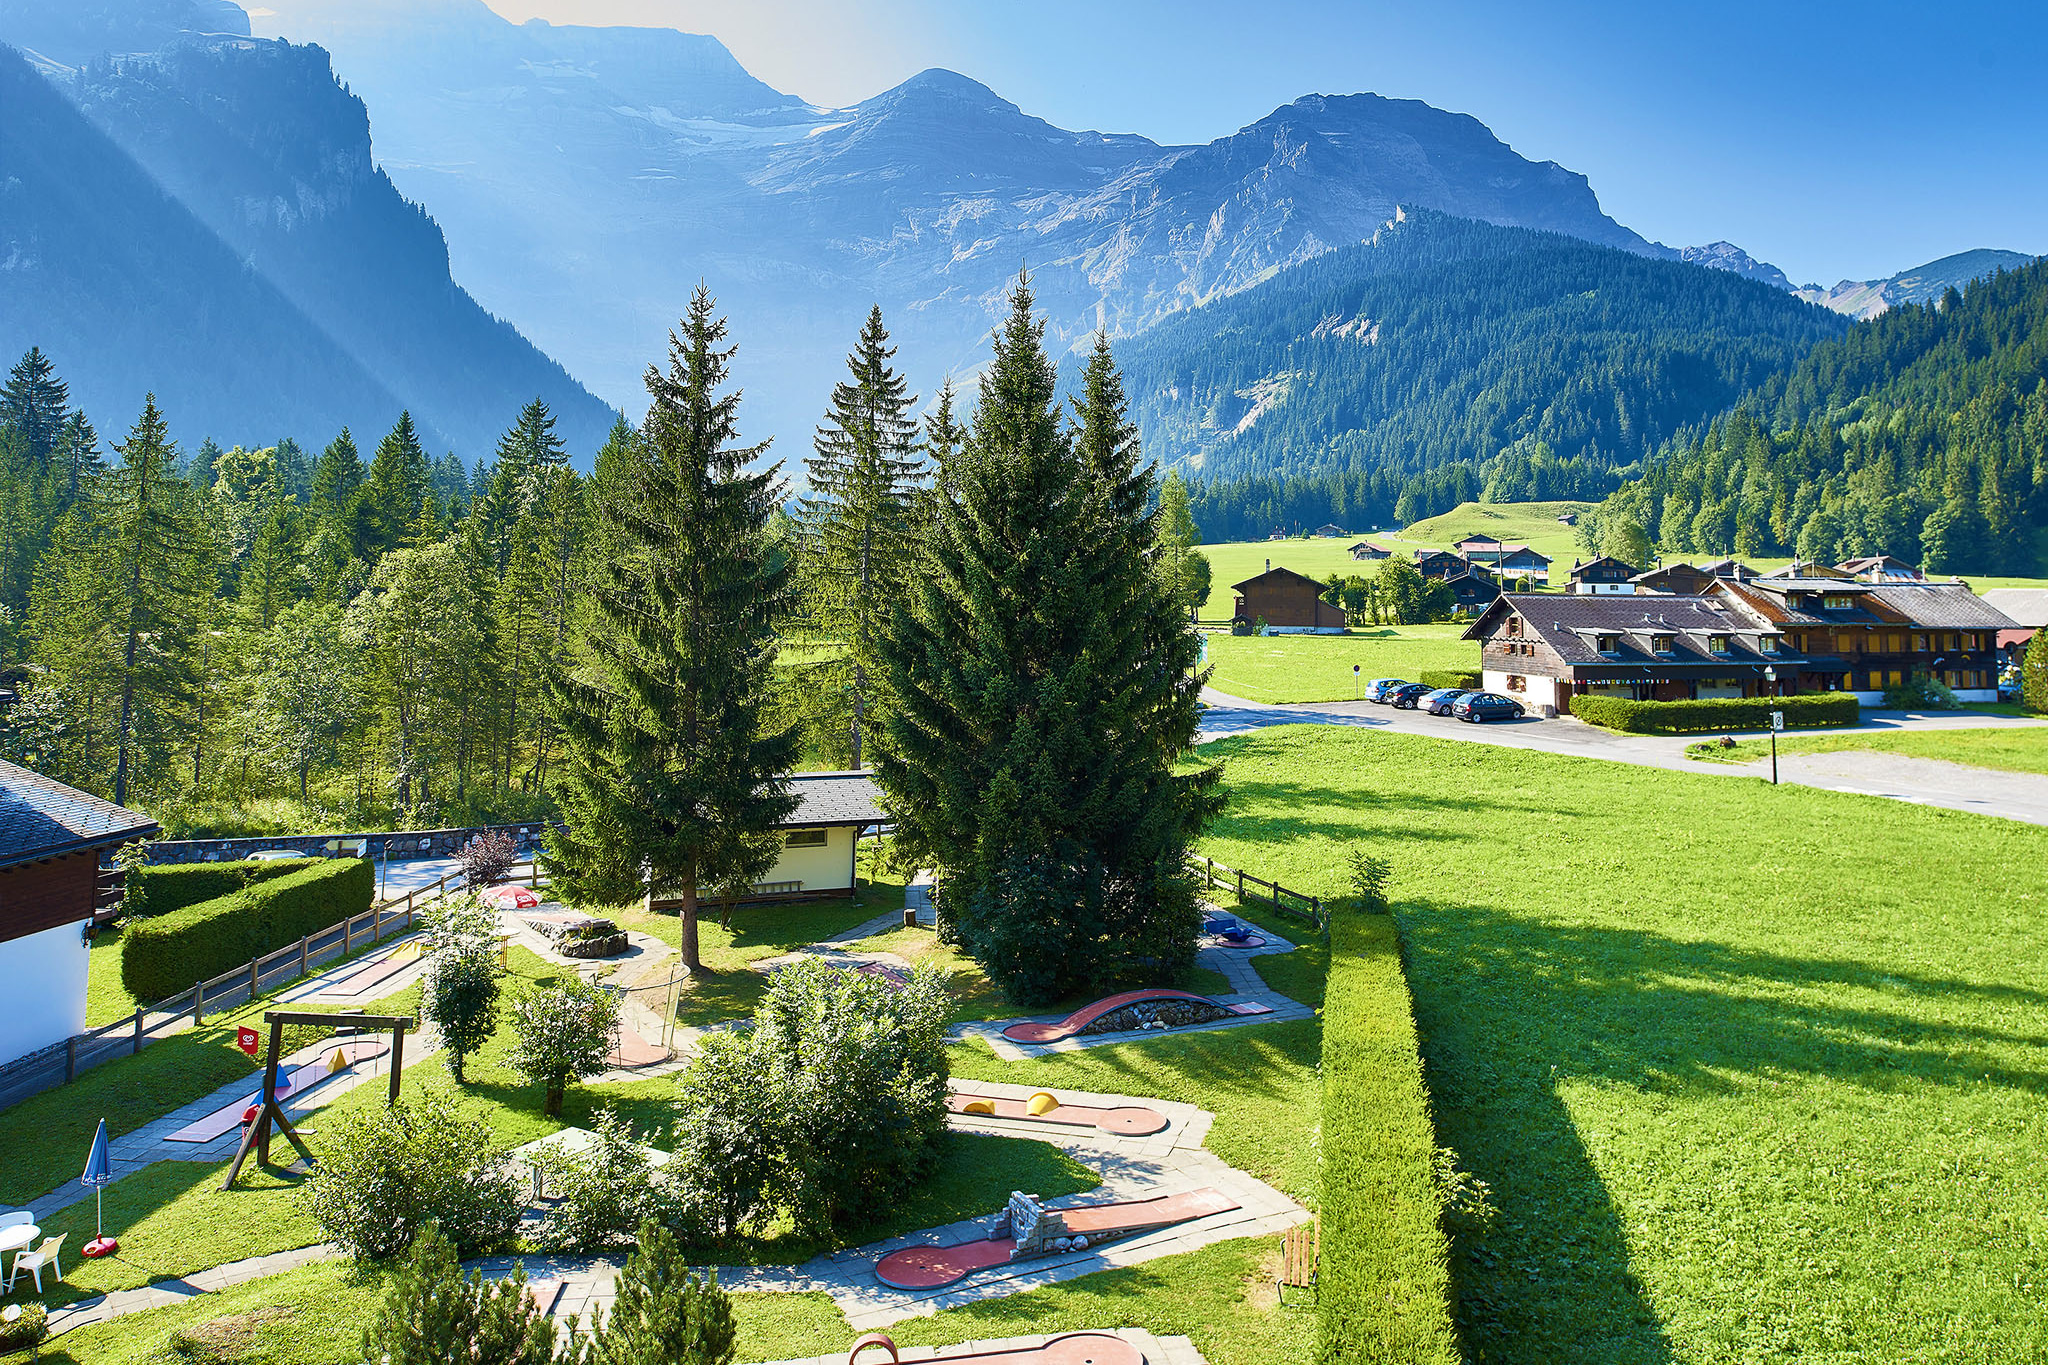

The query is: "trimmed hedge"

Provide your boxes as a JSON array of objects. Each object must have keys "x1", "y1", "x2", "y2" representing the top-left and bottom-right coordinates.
[
  {"x1": 1569, "y1": 693, "x2": 1859, "y2": 735},
  {"x1": 1417, "y1": 670, "x2": 1481, "y2": 691},
  {"x1": 1318, "y1": 914, "x2": 1459, "y2": 1365},
  {"x1": 133, "y1": 859, "x2": 317, "y2": 917},
  {"x1": 121, "y1": 858, "x2": 376, "y2": 1003}
]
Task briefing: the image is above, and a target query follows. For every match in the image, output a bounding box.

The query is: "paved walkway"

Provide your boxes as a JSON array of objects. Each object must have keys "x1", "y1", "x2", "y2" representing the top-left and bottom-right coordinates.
[
  {"x1": 39, "y1": 1244, "x2": 340, "y2": 1337},
  {"x1": 1200, "y1": 687, "x2": 2048, "y2": 825},
  {"x1": 472, "y1": 1082, "x2": 1306, "y2": 1335},
  {"x1": 762, "y1": 1327, "x2": 1208, "y2": 1364},
  {"x1": 953, "y1": 922, "x2": 1312, "y2": 1062}
]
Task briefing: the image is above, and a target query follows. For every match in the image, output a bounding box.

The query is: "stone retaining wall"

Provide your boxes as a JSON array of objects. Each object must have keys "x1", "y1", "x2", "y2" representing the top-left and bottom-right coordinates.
[{"x1": 145, "y1": 821, "x2": 560, "y2": 865}]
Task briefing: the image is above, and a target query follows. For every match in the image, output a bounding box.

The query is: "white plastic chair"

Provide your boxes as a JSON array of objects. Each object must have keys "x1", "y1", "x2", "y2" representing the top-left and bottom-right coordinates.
[
  {"x1": 7, "y1": 1233, "x2": 64, "y2": 1293},
  {"x1": 0, "y1": 1212, "x2": 29, "y2": 1230}
]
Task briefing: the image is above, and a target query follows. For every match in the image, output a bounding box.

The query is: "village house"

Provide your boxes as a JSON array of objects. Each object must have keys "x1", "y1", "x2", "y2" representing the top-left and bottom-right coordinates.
[
  {"x1": 1836, "y1": 555, "x2": 1925, "y2": 583},
  {"x1": 1231, "y1": 564, "x2": 1348, "y2": 632},
  {"x1": 1443, "y1": 568, "x2": 1502, "y2": 615},
  {"x1": 1348, "y1": 540, "x2": 1394, "y2": 561},
  {"x1": 0, "y1": 762, "x2": 157, "y2": 1067},
  {"x1": 1567, "y1": 556, "x2": 1640, "y2": 594},
  {"x1": 1631, "y1": 562, "x2": 1717, "y2": 595},
  {"x1": 1981, "y1": 588, "x2": 2048, "y2": 661},
  {"x1": 1313, "y1": 523, "x2": 1347, "y2": 538},
  {"x1": 1414, "y1": 549, "x2": 1468, "y2": 580},
  {"x1": 759, "y1": 771, "x2": 886, "y2": 898},
  {"x1": 1698, "y1": 557, "x2": 1758, "y2": 582},
  {"x1": 1492, "y1": 546, "x2": 1553, "y2": 584},
  {"x1": 1719, "y1": 572, "x2": 2013, "y2": 703}
]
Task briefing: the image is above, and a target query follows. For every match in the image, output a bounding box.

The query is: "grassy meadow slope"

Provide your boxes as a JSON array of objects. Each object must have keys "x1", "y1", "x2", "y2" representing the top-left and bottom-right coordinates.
[{"x1": 1197, "y1": 724, "x2": 2048, "y2": 1364}]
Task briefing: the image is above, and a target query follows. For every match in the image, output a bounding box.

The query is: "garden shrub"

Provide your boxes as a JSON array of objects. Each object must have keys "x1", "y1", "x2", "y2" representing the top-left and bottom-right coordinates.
[
  {"x1": 362, "y1": 1222, "x2": 557, "y2": 1365},
  {"x1": 509, "y1": 975, "x2": 621, "y2": 1117},
  {"x1": 421, "y1": 937, "x2": 501, "y2": 1082},
  {"x1": 670, "y1": 956, "x2": 950, "y2": 1239},
  {"x1": 1881, "y1": 675, "x2": 1961, "y2": 710},
  {"x1": 304, "y1": 1086, "x2": 521, "y2": 1260},
  {"x1": 1317, "y1": 914, "x2": 1458, "y2": 1365},
  {"x1": 572, "y1": 1222, "x2": 735, "y2": 1365},
  {"x1": 456, "y1": 830, "x2": 518, "y2": 888},
  {"x1": 1416, "y1": 670, "x2": 1480, "y2": 691},
  {"x1": 0, "y1": 1303, "x2": 48, "y2": 1354},
  {"x1": 1569, "y1": 693, "x2": 1858, "y2": 735},
  {"x1": 121, "y1": 857, "x2": 375, "y2": 1003},
  {"x1": 131, "y1": 858, "x2": 316, "y2": 918},
  {"x1": 536, "y1": 1108, "x2": 663, "y2": 1252}
]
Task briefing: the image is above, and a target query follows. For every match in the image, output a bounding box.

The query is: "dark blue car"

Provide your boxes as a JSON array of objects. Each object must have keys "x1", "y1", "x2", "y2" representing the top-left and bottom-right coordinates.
[
  {"x1": 1450, "y1": 691, "x2": 1526, "y2": 723},
  {"x1": 1386, "y1": 683, "x2": 1434, "y2": 709}
]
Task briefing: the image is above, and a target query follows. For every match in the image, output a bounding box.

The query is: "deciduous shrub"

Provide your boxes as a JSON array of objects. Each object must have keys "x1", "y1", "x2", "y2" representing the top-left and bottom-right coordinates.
[
  {"x1": 305, "y1": 1087, "x2": 521, "y2": 1260},
  {"x1": 422, "y1": 938, "x2": 501, "y2": 1083},
  {"x1": 0, "y1": 1303, "x2": 48, "y2": 1354},
  {"x1": 361, "y1": 1222, "x2": 557, "y2": 1365},
  {"x1": 456, "y1": 830, "x2": 519, "y2": 889},
  {"x1": 1569, "y1": 693, "x2": 1858, "y2": 735},
  {"x1": 1881, "y1": 675, "x2": 1961, "y2": 710},
  {"x1": 509, "y1": 976, "x2": 621, "y2": 1117},
  {"x1": 535, "y1": 1107, "x2": 664, "y2": 1252},
  {"x1": 121, "y1": 857, "x2": 375, "y2": 1002},
  {"x1": 1416, "y1": 670, "x2": 1480, "y2": 691},
  {"x1": 670, "y1": 956, "x2": 950, "y2": 1239}
]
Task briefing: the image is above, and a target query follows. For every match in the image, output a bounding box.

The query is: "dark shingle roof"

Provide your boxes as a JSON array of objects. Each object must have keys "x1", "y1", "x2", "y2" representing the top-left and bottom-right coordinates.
[
  {"x1": 783, "y1": 772, "x2": 886, "y2": 828},
  {"x1": 1469, "y1": 594, "x2": 1784, "y2": 669},
  {"x1": 1862, "y1": 584, "x2": 2020, "y2": 630},
  {"x1": 0, "y1": 761, "x2": 158, "y2": 871}
]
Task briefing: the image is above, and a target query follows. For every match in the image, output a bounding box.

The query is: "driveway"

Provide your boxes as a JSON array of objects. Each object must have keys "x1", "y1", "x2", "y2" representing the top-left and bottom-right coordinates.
[{"x1": 1198, "y1": 688, "x2": 2048, "y2": 826}]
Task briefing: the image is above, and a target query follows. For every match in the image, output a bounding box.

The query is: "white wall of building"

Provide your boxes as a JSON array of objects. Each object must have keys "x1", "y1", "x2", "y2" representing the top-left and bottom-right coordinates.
[
  {"x1": 1572, "y1": 582, "x2": 1637, "y2": 596},
  {"x1": 0, "y1": 919, "x2": 89, "y2": 1067},
  {"x1": 1483, "y1": 669, "x2": 1559, "y2": 711}
]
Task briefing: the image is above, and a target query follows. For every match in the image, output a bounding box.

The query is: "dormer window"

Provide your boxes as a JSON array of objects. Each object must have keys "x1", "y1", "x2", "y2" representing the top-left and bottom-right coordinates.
[
  {"x1": 1651, "y1": 634, "x2": 1674, "y2": 655},
  {"x1": 1824, "y1": 594, "x2": 1854, "y2": 610},
  {"x1": 1759, "y1": 635, "x2": 1779, "y2": 654},
  {"x1": 1595, "y1": 634, "x2": 1620, "y2": 655},
  {"x1": 1707, "y1": 635, "x2": 1729, "y2": 655}
]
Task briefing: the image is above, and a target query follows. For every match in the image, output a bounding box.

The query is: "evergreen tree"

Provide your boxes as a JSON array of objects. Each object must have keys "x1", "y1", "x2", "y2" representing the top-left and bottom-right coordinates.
[
  {"x1": 569, "y1": 1222, "x2": 735, "y2": 1365},
  {"x1": 797, "y1": 306, "x2": 924, "y2": 768},
  {"x1": 53, "y1": 411, "x2": 105, "y2": 510},
  {"x1": 875, "y1": 278, "x2": 1218, "y2": 1003},
  {"x1": 1154, "y1": 465, "x2": 1207, "y2": 616},
  {"x1": 93, "y1": 397, "x2": 217, "y2": 806},
  {"x1": 1, "y1": 347, "x2": 70, "y2": 470},
  {"x1": 366, "y1": 411, "x2": 432, "y2": 553},
  {"x1": 361, "y1": 1222, "x2": 557, "y2": 1365},
  {"x1": 311, "y1": 429, "x2": 366, "y2": 512},
  {"x1": 546, "y1": 288, "x2": 799, "y2": 972}
]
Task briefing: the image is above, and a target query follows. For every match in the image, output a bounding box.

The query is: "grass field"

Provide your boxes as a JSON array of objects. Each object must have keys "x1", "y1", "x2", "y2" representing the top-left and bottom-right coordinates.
[
  {"x1": 1397, "y1": 499, "x2": 1594, "y2": 565},
  {"x1": 1203, "y1": 628, "x2": 1479, "y2": 702},
  {"x1": 1691, "y1": 723, "x2": 2048, "y2": 775},
  {"x1": 1195, "y1": 724, "x2": 2048, "y2": 1364}
]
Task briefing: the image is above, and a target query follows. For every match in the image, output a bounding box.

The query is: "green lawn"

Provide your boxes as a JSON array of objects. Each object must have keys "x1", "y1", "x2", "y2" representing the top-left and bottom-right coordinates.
[
  {"x1": 1203, "y1": 628, "x2": 1479, "y2": 703},
  {"x1": 1197, "y1": 724, "x2": 2048, "y2": 1363},
  {"x1": 1689, "y1": 723, "x2": 2048, "y2": 776},
  {"x1": 1397, "y1": 498, "x2": 1594, "y2": 565}
]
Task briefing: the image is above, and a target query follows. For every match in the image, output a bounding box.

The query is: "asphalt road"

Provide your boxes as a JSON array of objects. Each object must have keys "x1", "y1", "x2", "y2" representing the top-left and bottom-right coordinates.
[{"x1": 1198, "y1": 687, "x2": 2048, "y2": 827}]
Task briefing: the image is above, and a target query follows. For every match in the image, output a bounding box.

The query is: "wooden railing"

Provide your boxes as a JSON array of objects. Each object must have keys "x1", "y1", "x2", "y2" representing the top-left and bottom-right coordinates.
[
  {"x1": 0, "y1": 862, "x2": 543, "y2": 1112},
  {"x1": 1191, "y1": 854, "x2": 1329, "y2": 944}
]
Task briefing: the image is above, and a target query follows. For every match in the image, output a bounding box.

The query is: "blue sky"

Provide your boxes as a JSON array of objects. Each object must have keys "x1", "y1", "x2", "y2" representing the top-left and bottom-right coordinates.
[{"x1": 488, "y1": 0, "x2": 2047, "y2": 287}]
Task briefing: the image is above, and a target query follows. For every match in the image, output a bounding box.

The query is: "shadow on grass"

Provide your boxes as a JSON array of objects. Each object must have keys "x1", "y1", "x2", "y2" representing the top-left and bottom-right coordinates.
[{"x1": 1403, "y1": 901, "x2": 2048, "y2": 1362}]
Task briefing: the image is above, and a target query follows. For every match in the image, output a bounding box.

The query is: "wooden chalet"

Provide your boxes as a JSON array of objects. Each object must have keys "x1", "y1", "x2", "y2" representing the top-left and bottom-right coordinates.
[
  {"x1": 1414, "y1": 549, "x2": 1467, "y2": 580},
  {"x1": 1717, "y1": 575, "x2": 2014, "y2": 702},
  {"x1": 1231, "y1": 565, "x2": 1347, "y2": 632},
  {"x1": 1567, "y1": 556, "x2": 1640, "y2": 595},
  {"x1": 1348, "y1": 540, "x2": 1394, "y2": 561},
  {"x1": 1444, "y1": 568, "x2": 1502, "y2": 615},
  {"x1": 1313, "y1": 523, "x2": 1347, "y2": 538},
  {"x1": 0, "y1": 762, "x2": 156, "y2": 1066},
  {"x1": 1836, "y1": 555, "x2": 1925, "y2": 583},
  {"x1": 1698, "y1": 558, "x2": 1757, "y2": 582},
  {"x1": 1631, "y1": 562, "x2": 1717, "y2": 595},
  {"x1": 1492, "y1": 546, "x2": 1553, "y2": 584}
]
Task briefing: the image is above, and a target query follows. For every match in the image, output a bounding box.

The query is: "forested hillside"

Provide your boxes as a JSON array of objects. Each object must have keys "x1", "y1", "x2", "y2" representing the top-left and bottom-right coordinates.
[
  {"x1": 1111, "y1": 210, "x2": 1849, "y2": 540},
  {"x1": 1582, "y1": 257, "x2": 2048, "y2": 574}
]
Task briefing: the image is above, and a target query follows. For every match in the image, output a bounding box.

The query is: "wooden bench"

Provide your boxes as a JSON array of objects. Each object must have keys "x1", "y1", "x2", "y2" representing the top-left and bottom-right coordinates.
[{"x1": 1279, "y1": 1220, "x2": 1319, "y2": 1303}]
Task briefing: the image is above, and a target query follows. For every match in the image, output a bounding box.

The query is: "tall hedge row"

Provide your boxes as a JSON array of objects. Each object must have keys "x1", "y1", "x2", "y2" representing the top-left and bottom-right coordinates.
[
  {"x1": 132, "y1": 859, "x2": 317, "y2": 917},
  {"x1": 121, "y1": 858, "x2": 376, "y2": 1004},
  {"x1": 1569, "y1": 693, "x2": 1859, "y2": 734},
  {"x1": 1417, "y1": 670, "x2": 1481, "y2": 691},
  {"x1": 1317, "y1": 915, "x2": 1460, "y2": 1365}
]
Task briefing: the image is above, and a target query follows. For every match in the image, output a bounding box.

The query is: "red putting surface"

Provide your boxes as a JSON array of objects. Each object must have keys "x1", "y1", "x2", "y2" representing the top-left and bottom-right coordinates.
[
  {"x1": 1000, "y1": 989, "x2": 1214, "y2": 1044},
  {"x1": 322, "y1": 944, "x2": 424, "y2": 999},
  {"x1": 945, "y1": 1093, "x2": 1169, "y2": 1137},
  {"x1": 873, "y1": 1187, "x2": 1240, "y2": 1289},
  {"x1": 848, "y1": 1331, "x2": 1140, "y2": 1364},
  {"x1": 165, "y1": 1039, "x2": 389, "y2": 1143},
  {"x1": 604, "y1": 1022, "x2": 669, "y2": 1069}
]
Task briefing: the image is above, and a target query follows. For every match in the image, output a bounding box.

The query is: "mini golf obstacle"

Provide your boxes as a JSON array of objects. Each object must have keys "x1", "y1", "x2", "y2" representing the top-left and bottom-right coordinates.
[
  {"x1": 222, "y1": 1010, "x2": 412, "y2": 1190},
  {"x1": 1000, "y1": 989, "x2": 1271, "y2": 1045},
  {"x1": 947, "y1": 1089, "x2": 1169, "y2": 1137},
  {"x1": 1201, "y1": 910, "x2": 1266, "y2": 950},
  {"x1": 846, "y1": 1331, "x2": 1140, "y2": 1364},
  {"x1": 318, "y1": 939, "x2": 426, "y2": 999},
  {"x1": 873, "y1": 1187, "x2": 1240, "y2": 1290}
]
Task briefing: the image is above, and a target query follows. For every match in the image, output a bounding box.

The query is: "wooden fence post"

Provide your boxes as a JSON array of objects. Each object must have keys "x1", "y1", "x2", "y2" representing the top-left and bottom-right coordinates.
[
  {"x1": 65, "y1": 1035, "x2": 77, "y2": 1083},
  {"x1": 191, "y1": 980, "x2": 204, "y2": 1025},
  {"x1": 248, "y1": 958, "x2": 260, "y2": 1003},
  {"x1": 343, "y1": 914, "x2": 352, "y2": 956},
  {"x1": 132, "y1": 1006, "x2": 144, "y2": 1055},
  {"x1": 299, "y1": 935, "x2": 309, "y2": 979}
]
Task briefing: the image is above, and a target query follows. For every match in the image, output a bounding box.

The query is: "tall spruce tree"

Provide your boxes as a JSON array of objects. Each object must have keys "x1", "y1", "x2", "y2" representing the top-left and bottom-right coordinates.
[
  {"x1": 797, "y1": 307, "x2": 924, "y2": 768},
  {"x1": 546, "y1": 288, "x2": 799, "y2": 972},
  {"x1": 1, "y1": 347, "x2": 70, "y2": 471},
  {"x1": 366, "y1": 412, "x2": 432, "y2": 553},
  {"x1": 874, "y1": 280, "x2": 1219, "y2": 1003}
]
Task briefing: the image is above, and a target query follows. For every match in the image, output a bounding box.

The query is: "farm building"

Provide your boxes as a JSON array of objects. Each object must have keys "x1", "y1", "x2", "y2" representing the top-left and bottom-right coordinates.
[
  {"x1": 1981, "y1": 588, "x2": 2048, "y2": 660},
  {"x1": 0, "y1": 762, "x2": 157, "y2": 1067},
  {"x1": 1632, "y1": 563, "x2": 1717, "y2": 596},
  {"x1": 1231, "y1": 565, "x2": 1347, "y2": 633},
  {"x1": 1567, "y1": 556, "x2": 1640, "y2": 595},
  {"x1": 1348, "y1": 540, "x2": 1394, "y2": 561}
]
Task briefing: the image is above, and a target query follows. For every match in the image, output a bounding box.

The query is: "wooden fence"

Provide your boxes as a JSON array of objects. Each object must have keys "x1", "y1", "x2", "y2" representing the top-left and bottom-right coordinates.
[
  {"x1": 1191, "y1": 854, "x2": 1329, "y2": 943},
  {"x1": 0, "y1": 862, "x2": 543, "y2": 1112}
]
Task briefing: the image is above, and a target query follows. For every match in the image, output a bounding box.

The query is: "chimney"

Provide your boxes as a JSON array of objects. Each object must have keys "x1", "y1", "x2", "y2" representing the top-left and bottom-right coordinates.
[{"x1": 1265, "y1": 558, "x2": 1271, "y2": 573}]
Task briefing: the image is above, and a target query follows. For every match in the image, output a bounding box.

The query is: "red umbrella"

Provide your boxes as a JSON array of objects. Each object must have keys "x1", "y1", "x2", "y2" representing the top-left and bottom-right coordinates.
[{"x1": 483, "y1": 884, "x2": 541, "y2": 909}]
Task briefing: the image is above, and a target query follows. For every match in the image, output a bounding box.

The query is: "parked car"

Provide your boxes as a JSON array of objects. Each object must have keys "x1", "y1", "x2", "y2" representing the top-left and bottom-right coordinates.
[
  {"x1": 1364, "y1": 677, "x2": 1410, "y2": 703},
  {"x1": 245, "y1": 848, "x2": 303, "y2": 861},
  {"x1": 1450, "y1": 692, "x2": 1526, "y2": 723},
  {"x1": 1387, "y1": 683, "x2": 1433, "y2": 709},
  {"x1": 1419, "y1": 687, "x2": 1470, "y2": 715}
]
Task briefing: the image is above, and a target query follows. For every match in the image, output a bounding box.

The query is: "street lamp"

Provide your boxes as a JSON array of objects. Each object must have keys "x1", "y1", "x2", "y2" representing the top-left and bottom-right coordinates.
[{"x1": 1763, "y1": 665, "x2": 1778, "y2": 786}]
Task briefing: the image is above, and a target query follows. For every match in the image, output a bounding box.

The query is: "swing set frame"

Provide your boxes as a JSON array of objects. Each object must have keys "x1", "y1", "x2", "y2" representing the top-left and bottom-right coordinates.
[{"x1": 221, "y1": 1009, "x2": 413, "y2": 1191}]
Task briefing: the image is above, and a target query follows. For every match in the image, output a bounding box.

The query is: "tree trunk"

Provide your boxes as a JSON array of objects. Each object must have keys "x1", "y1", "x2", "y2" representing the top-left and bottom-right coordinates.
[
  {"x1": 678, "y1": 873, "x2": 701, "y2": 974},
  {"x1": 544, "y1": 1080, "x2": 563, "y2": 1117}
]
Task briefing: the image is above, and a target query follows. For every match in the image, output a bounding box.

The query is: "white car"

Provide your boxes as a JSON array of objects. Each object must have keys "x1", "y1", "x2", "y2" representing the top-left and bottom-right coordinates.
[{"x1": 244, "y1": 848, "x2": 304, "y2": 861}]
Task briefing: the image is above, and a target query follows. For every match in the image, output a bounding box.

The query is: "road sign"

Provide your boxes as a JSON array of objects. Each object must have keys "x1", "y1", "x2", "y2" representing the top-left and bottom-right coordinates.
[{"x1": 1770, "y1": 710, "x2": 1784, "y2": 731}]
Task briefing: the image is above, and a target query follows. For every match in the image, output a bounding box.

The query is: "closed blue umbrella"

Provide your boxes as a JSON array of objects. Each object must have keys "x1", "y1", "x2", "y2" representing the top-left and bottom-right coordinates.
[{"x1": 81, "y1": 1118, "x2": 117, "y2": 1258}]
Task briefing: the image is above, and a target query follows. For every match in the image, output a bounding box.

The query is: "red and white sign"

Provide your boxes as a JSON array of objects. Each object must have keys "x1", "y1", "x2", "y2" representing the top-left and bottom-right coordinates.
[{"x1": 236, "y1": 1027, "x2": 260, "y2": 1057}]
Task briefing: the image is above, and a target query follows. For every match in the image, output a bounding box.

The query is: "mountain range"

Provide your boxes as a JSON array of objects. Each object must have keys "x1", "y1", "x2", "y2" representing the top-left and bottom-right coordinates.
[{"x1": 1793, "y1": 249, "x2": 2041, "y2": 320}]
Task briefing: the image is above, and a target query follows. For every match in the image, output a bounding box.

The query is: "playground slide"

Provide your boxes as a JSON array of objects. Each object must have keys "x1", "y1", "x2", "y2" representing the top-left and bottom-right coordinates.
[
  {"x1": 946, "y1": 1091, "x2": 1169, "y2": 1137},
  {"x1": 1000, "y1": 989, "x2": 1270, "y2": 1045},
  {"x1": 847, "y1": 1331, "x2": 1139, "y2": 1364},
  {"x1": 165, "y1": 1039, "x2": 389, "y2": 1143},
  {"x1": 874, "y1": 1187, "x2": 1240, "y2": 1290}
]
